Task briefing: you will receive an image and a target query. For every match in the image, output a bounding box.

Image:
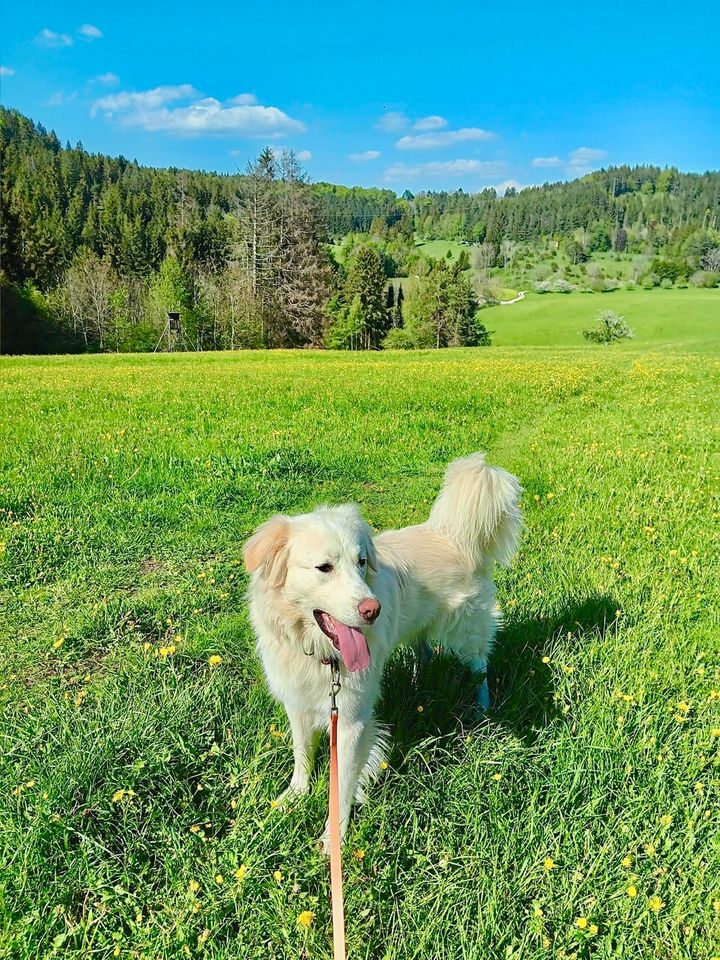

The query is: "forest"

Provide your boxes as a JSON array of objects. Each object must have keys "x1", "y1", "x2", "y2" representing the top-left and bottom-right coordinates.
[{"x1": 1, "y1": 107, "x2": 719, "y2": 353}]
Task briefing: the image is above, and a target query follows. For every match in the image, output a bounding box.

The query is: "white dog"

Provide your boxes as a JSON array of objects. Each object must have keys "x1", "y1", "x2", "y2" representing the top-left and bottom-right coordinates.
[{"x1": 244, "y1": 452, "x2": 522, "y2": 846}]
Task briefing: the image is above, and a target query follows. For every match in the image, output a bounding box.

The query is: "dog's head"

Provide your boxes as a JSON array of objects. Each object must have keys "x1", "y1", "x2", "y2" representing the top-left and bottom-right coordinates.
[{"x1": 244, "y1": 504, "x2": 380, "y2": 672}]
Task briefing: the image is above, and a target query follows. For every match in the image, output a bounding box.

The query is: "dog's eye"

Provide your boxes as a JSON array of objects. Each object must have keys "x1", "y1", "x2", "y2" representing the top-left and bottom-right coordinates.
[
  {"x1": 316, "y1": 563, "x2": 334, "y2": 574},
  {"x1": 358, "y1": 558, "x2": 367, "y2": 567}
]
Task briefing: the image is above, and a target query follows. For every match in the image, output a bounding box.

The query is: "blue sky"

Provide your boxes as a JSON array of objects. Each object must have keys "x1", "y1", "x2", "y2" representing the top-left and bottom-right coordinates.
[{"x1": 1, "y1": 1, "x2": 718, "y2": 193}]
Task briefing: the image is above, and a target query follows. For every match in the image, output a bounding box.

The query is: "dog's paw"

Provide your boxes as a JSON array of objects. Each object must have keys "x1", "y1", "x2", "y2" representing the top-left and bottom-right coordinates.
[
  {"x1": 275, "y1": 782, "x2": 308, "y2": 806},
  {"x1": 317, "y1": 825, "x2": 331, "y2": 857}
]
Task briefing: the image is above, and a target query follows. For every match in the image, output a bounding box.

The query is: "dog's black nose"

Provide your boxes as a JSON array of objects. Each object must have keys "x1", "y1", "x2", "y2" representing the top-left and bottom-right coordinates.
[{"x1": 359, "y1": 598, "x2": 381, "y2": 623}]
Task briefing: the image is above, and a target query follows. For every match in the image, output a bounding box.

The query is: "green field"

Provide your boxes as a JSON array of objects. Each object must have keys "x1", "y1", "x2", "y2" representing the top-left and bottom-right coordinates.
[
  {"x1": 1, "y1": 343, "x2": 719, "y2": 959},
  {"x1": 490, "y1": 288, "x2": 720, "y2": 349}
]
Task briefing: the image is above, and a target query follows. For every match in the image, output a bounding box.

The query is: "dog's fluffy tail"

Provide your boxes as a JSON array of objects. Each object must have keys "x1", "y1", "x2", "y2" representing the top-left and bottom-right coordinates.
[{"x1": 427, "y1": 452, "x2": 523, "y2": 569}]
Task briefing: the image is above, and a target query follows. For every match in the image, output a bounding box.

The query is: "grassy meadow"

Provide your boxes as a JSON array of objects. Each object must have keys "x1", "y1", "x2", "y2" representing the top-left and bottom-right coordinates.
[{"x1": 1, "y1": 340, "x2": 719, "y2": 959}]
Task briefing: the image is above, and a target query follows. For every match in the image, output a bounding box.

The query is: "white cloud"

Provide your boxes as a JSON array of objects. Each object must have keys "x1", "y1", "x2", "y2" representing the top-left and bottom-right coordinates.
[
  {"x1": 413, "y1": 115, "x2": 447, "y2": 131},
  {"x1": 0, "y1": 66, "x2": 15, "y2": 77},
  {"x1": 531, "y1": 147, "x2": 608, "y2": 178},
  {"x1": 384, "y1": 159, "x2": 504, "y2": 181},
  {"x1": 35, "y1": 28, "x2": 73, "y2": 47},
  {"x1": 78, "y1": 24, "x2": 103, "y2": 39},
  {"x1": 375, "y1": 111, "x2": 409, "y2": 133},
  {"x1": 297, "y1": 149, "x2": 312, "y2": 161},
  {"x1": 531, "y1": 156, "x2": 562, "y2": 168},
  {"x1": 566, "y1": 146, "x2": 608, "y2": 176},
  {"x1": 229, "y1": 93, "x2": 257, "y2": 105},
  {"x1": 495, "y1": 179, "x2": 524, "y2": 194},
  {"x1": 396, "y1": 127, "x2": 497, "y2": 150},
  {"x1": 47, "y1": 91, "x2": 77, "y2": 106},
  {"x1": 92, "y1": 85, "x2": 305, "y2": 137},
  {"x1": 349, "y1": 149, "x2": 381, "y2": 161},
  {"x1": 94, "y1": 72, "x2": 119, "y2": 85},
  {"x1": 93, "y1": 84, "x2": 198, "y2": 114}
]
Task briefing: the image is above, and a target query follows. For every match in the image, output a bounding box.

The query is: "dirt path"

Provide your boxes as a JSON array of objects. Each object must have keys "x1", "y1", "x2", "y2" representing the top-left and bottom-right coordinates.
[{"x1": 499, "y1": 290, "x2": 527, "y2": 305}]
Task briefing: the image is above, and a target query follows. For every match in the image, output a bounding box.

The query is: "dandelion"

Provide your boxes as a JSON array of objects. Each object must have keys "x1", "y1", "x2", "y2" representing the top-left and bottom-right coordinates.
[
  {"x1": 273, "y1": 870, "x2": 283, "y2": 882},
  {"x1": 576, "y1": 917, "x2": 588, "y2": 929},
  {"x1": 622, "y1": 854, "x2": 633, "y2": 868},
  {"x1": 544, "y1": 858, "x2": 555, "y2": 871},
  {"x1": 111, "y1": 788, "x2": 135, "y2": 803},
  {"x1": 189, "y1": 880, "x2": 200, "y2": 893},
  {"x1": 215, "y1": 874, "x2": 224, "y2": 884},
  {"x1": 270, "y1": 799, "x2": 279, "y2": 808},
  {"x1": 542, "y1": 656, "x2": 551, "y2": 664},
  {"x1": 379, "y1": 761, "x2": 389, "y2": 770},
  {"x1": 589, "y1": 924, "x2": 598, "y2": 935},
  {"x1": 648, "y1": 895, "x2": 664, "y2": 913},
  {"x1": 627, "y1": 885, "x2": 638, "y2": 897},
  {"x1": 297, "y1": 910, "x2": 315, "y2": 928},
  {"x1": 208, "y1": 655, "x2": 222, "y2": 667},
  {"x1": 354, "y1": 849, "x2": 365, "y2": 861},
  {"x1": 492, "y1": 773, "x2": 503, "y2": 781},
  {"x1": 52, "y1": 637, "x2": 65, "y2": 650},
  {"x1": 644, "y1": 843, "x2": 656, "y2": 857},
  {"x1": 234, "y1": 865, "x2": 248, "y2": 881},
  {"x1": 711, "y1": 727, "x2": 720, "y2": 738},
  {"x1": 659, "y1": 815, "x2": 673, "y2": 827},
  {"x1": 533, "y1": 907, "x2": 544, "y2": 917}
]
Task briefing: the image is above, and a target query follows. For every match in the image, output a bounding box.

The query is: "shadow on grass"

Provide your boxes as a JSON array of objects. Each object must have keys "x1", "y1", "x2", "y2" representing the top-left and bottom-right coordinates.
[{"x1": 377, "y1": 593, "x2": 619, "y2": 762}]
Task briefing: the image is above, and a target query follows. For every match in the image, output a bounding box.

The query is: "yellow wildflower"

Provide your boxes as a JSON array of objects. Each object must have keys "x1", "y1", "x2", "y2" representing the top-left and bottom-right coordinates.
[
  {"x1": 297, "y1": 910, "x2": 315, "y2": 928},
  {"x1": 215, "y1": 874, "x2": 224, "y2": 884},
  {"x1": 273, "y1": 870, "x2": 283, "y2": 882},
  {"x1": 354, "y1": 849, "x2": 365, "y2": 860},
  {"x1": 627, "y1": 885, "x2": 638, "y2": 897},
  {"x1": 589, "y1": 924, "x2": 598, "y2": 935},
  {"x1": 542, "y1": 655, "x2": 551, "y2": 664},
  {"x1": 621, "y1": 854, "x2": 633, "y2": 868},
  {"x1": 52, "y1": 638, "x2": 65, "y2": 650},
  {"x1": 544, "y1": 858, "x2": 555, "y2": 871},
  {"x1": 648, "y1": 895, "x2": 664, "y2": 912},
  {"x1": 644, "y1": 843, "x2": 656, "y2": 857},
  {"x1": 576, "y1": 916, "x2": 588, "y2": 929},
  {"x1": 234, "y1": 865, "x2": 248, "y2": 881},
  {"x1": 659, "y1": 815, "x2": 673, "y2": 827},
  {"x1": 188, "y1": 879, "x2": 200, "y2": 893},
  {"x1": 208, "y1": 655, "x2": 222, "y2": 667}
]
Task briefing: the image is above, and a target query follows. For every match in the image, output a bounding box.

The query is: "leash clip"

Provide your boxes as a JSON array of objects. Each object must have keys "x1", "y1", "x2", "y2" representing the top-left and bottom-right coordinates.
[{"x1": 329, "y1": 657, "x2": 341, "y2": 714}]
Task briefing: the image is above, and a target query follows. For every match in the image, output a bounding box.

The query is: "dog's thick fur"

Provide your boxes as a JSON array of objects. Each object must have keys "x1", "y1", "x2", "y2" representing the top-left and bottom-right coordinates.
[{"x1": 244, "y1": 452, "x2": 522, "y2": 846}]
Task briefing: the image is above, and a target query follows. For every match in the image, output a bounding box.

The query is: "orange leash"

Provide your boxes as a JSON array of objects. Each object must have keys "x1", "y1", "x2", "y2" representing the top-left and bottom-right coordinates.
[{"x1": 328, "y1": 661, "x2": 347, "y2": 960}]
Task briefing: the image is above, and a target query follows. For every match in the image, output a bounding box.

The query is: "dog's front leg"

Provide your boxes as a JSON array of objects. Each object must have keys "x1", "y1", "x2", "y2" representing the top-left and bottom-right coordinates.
[
  {"x1": 320, "y1": 716, "x2": 365, "y2": 853},
  {"x1": 277, "y1": 708, "x2": 317, "y2": 802}
]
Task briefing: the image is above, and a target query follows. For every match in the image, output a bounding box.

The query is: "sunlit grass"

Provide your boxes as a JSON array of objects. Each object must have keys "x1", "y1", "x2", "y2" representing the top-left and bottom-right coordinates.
[{"x1": 1, "y1": 346, "x2": 718, "y2": 959}]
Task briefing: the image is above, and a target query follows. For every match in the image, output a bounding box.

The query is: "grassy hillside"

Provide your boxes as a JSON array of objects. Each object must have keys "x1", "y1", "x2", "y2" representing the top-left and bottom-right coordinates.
[
  {"x1": 488, "y1": 288, "x2": 720, "y2": 349},
  {"x1": 1, "y1": 346, "x2": 718, "y2": 959}
]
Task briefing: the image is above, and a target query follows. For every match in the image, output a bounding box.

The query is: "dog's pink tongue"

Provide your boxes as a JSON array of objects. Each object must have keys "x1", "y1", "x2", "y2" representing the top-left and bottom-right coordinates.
[{"x1": 332, "y1": 620, "x2": 371, "y2": 672}]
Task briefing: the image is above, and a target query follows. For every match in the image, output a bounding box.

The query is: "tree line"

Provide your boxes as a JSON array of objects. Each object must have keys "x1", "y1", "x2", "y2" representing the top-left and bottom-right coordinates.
[{"x1": 1, "y1": 107, "x2": 718, "y2": 353}]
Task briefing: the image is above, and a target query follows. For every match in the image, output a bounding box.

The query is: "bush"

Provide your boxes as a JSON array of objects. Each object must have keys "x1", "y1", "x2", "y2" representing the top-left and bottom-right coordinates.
[
  {"x1": 583, "y1": 309, "x2": 634, "y2": 344},
  {"x1": 689, "y1": 270, "x2": 720, "y2": 288},
  {"x1": 382, "y1": 327, "x2": 417, "y2": 350},
  {"x1": 660, "y1": 277, "x2": 674, "y2": 289},
  {"x1": 603, "y1": 279, "x2": 622, "y2": 291},
  {"x1": 641, "y1": 273, "x2": 660, "y2": 289},
  {"x1": 535, "y1": 278, "x2": 574, "y2": 294}
]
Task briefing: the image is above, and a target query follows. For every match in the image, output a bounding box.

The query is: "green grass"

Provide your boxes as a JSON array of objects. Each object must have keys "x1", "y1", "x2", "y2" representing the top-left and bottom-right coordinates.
[
  {"x1": 489, "y1": 288, "x2": 720, "y2": 349},
  {"x1": 1, "y1": 345, "x2": 719, "y2": 959},
  {"x1": 413, "y1": 239, "x2": 466, "y2": 261}
]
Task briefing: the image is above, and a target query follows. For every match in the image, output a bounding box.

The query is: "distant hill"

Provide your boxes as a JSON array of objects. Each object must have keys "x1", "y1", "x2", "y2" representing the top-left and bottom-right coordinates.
[{"x1": 2, "y1": 106, "x2": 719, "y2": 290}]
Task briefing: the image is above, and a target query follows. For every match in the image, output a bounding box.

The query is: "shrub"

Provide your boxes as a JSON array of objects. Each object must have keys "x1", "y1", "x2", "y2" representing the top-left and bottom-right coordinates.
[
  {"x1": 689, "y1": 270, "x2": 720, "y2": 288},
  {"x1": 641, "y1": 273, "x2": 660, "y2": 289},
  {"x1": 382, "y1": 327, "x2": 417, "y2": 349},
  {"x1": 583, "y1": 309, "x2": 634, "y2": 344},
  {"x1": 660, "y1": 277, "x2": 674, "y2": 289}
]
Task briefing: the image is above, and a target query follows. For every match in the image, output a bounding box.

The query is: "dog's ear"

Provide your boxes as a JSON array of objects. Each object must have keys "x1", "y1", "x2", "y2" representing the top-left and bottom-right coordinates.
[
  {"x1": 243, "y1": 515, "x2": 291, "y2": 587},
  {"x1": 364, "y1": 526, "x2": 378, "y2": 572}
]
